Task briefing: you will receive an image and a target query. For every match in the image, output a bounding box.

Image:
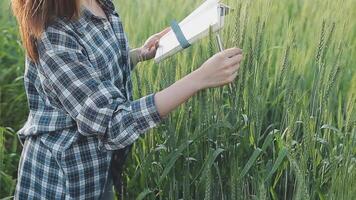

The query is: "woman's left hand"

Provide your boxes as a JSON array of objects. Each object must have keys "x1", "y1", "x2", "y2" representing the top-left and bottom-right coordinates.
[{"x1": 131, "y1": 28, "x2": 170, "y2": 64}]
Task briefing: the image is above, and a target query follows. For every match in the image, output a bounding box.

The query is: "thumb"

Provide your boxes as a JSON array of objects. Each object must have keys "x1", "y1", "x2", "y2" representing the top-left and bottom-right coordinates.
[
  {"x1": 149, "y1": 40, "x2": 159, "y2": 51},
  {"x1": 157, "y1": 27, "x2": 171, "y2": 38}
]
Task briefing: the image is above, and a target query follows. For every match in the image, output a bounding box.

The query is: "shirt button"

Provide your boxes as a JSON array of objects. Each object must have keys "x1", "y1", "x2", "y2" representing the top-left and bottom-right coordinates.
[{"x1": 104, "y1": 24, "x2": 109, "y2": 30}]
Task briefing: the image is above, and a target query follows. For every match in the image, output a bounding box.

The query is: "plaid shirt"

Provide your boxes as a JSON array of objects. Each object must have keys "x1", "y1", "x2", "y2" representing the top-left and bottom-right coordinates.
[{"x1": 14, "y1": 0, "x2": 162, "y2": 199}]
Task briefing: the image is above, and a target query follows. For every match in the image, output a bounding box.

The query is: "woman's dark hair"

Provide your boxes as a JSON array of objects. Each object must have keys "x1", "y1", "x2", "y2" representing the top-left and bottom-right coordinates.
[{"x1": 12, "y1": 0, "x2": 80, "y2": 61}]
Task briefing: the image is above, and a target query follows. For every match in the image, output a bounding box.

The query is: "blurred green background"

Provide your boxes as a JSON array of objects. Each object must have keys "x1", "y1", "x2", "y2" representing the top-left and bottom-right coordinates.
[{"x1": 1, "y1": 0, "x2": 355, "y2": 199}]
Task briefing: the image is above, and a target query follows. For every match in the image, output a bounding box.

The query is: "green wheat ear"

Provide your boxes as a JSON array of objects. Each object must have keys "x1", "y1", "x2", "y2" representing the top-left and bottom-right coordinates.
[
  {"x1": 1, "y1": 0, "x2": 355, "y2": 199},
  {"x1": 233, "y1": 3, "x2": 242, "y2": 47},
  {"x1": 316, "y1": 20, "x2": 326, "y2": 64},
  {"x1": 279, "y1": 45, "x2": 290, "y2": 89}
]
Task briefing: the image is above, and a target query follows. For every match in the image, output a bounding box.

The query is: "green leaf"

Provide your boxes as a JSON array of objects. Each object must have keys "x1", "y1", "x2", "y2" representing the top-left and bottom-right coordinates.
[
  {"x1": 261, "y1": 130, "x2": 277, "y2": 152},
  {"x1": 265, "y1": 147, "x2": 288, "y2": 181},
  {"x1": 320, "y1": 124, "x2": 340, "y2": 133},
  {"x1": 239, "y1": 148, "x2": 262, "y2": 179},
  {"x1": 159, "y1": 140, "x2": 193, "y2": 183},
  {"x1": 136, "y1": 189, "x2": 153, "y2": 200},
  {"x1": 192, "y1": 148, "x2": 225, "y2": 183}
]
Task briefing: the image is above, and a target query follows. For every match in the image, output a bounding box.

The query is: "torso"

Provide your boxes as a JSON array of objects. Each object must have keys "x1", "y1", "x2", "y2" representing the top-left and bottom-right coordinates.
[{"x1": 16, "y1": 1, "x2": 134, "y2": 198}]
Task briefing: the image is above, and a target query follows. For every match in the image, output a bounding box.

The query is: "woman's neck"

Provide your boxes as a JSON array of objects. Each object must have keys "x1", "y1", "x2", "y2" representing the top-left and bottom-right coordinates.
[{"x1": 80, "y1": 0, "x2": 107, "y2": 19}]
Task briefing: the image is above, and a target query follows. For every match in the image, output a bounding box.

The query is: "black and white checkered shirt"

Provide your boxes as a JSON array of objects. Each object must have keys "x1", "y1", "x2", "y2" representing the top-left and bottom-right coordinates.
[{"x1": 15, "y1": 0, "x2": 162, "y2": 199}]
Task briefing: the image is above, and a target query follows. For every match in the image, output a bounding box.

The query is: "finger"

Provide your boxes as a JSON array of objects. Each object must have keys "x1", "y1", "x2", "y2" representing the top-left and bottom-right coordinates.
[
  {"x1": 149, "y1": 40, "x2": 160, "y2": 51},
  {"x1": 146, "y1": 38, "x2": 158, "y2": 48},
  {"x1": 231, "y1": 65, "x2": 240, "y2": 74},
  {"x1": 155, "y1": 40, "x2": 159, "y2": 49},
  {"x1": 226, "y1": 63, "x2": 240, "y2": 74},
  {"x1": 228, "y1": 71, "x2": 239, "y2": 82},
  {"x1": 226, "y1": 54, "x2": 243, "y2": 66},
  {"x1": 222, "y1": 48, "x2": 242, "y2": 58},
  {"x1": 146, "y1": 28, "x2": 171, "y2": 48},
  {"x1": 157, "y1": 27, "x2": 171, "y2": 38}
]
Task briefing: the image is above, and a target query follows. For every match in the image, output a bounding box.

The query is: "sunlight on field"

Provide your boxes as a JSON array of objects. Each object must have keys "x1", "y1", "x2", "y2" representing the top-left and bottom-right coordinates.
[{"x1": 0, "y1": 0, "x2": 355, "y2": 199}]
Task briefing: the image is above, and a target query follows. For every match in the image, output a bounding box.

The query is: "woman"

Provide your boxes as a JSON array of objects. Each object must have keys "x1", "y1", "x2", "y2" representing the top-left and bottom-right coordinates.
[{"x1": 12, "y1": 0, "x2": 243, "y2": 199}]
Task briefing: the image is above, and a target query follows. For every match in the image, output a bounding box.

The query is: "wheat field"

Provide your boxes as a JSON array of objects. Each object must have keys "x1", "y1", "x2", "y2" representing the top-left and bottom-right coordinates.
[{"x1": 0, "y1": 0, "x2": 355, "y2": 199}]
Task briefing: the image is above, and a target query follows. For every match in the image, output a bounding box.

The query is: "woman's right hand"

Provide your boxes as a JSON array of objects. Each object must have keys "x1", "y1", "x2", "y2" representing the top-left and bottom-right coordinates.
[
  {"x1": 191, "y1": 48, "x2": 243, "y2": 90},
  {"x1": 154, "y1": 47, "x2": 243, "y2": 118}
]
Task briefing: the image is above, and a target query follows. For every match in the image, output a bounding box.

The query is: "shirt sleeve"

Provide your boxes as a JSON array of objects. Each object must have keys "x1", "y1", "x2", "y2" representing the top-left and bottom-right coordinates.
[
  {"x1": 128, "y1": 47, "x2": 137, "y2": 71},
  {"x1": 36, "y1": 27, "x2": 162, "y2": 151}
]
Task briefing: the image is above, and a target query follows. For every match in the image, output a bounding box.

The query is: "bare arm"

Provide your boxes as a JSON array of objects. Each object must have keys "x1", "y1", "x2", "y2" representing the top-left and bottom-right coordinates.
[
  {"x1": 131, "y1": 29, "x2": 243, "y2": 119},
  {"x1": 154, "y1": 73, "x2": 200, "y2": 118},
  {"x1": 155, "y1": 48, "x2": 243, "y2": 118}
]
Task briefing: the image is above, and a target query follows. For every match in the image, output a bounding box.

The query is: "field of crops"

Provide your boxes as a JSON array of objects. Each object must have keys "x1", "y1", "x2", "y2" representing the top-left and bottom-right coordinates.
[{"x1": 1, "y1": 0, "x2": 355, "y2": 199}]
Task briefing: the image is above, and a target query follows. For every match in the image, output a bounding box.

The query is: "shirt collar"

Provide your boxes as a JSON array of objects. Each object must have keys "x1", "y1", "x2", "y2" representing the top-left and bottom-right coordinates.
[{"x1": 70, "y1": 0, "x2": 120, "y2": 39}]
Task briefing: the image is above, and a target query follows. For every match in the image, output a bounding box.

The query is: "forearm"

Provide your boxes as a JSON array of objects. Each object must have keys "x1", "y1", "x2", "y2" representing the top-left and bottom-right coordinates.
[
  {"x1": 136, "y1": 47, "x2": 243, "y2": 119},
  {"x1": 102, "y1": 73, "x2": 201, "y2": 150},
  {"x1": 154, "y1": 72, "x2": 202, "y2": 118}
]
